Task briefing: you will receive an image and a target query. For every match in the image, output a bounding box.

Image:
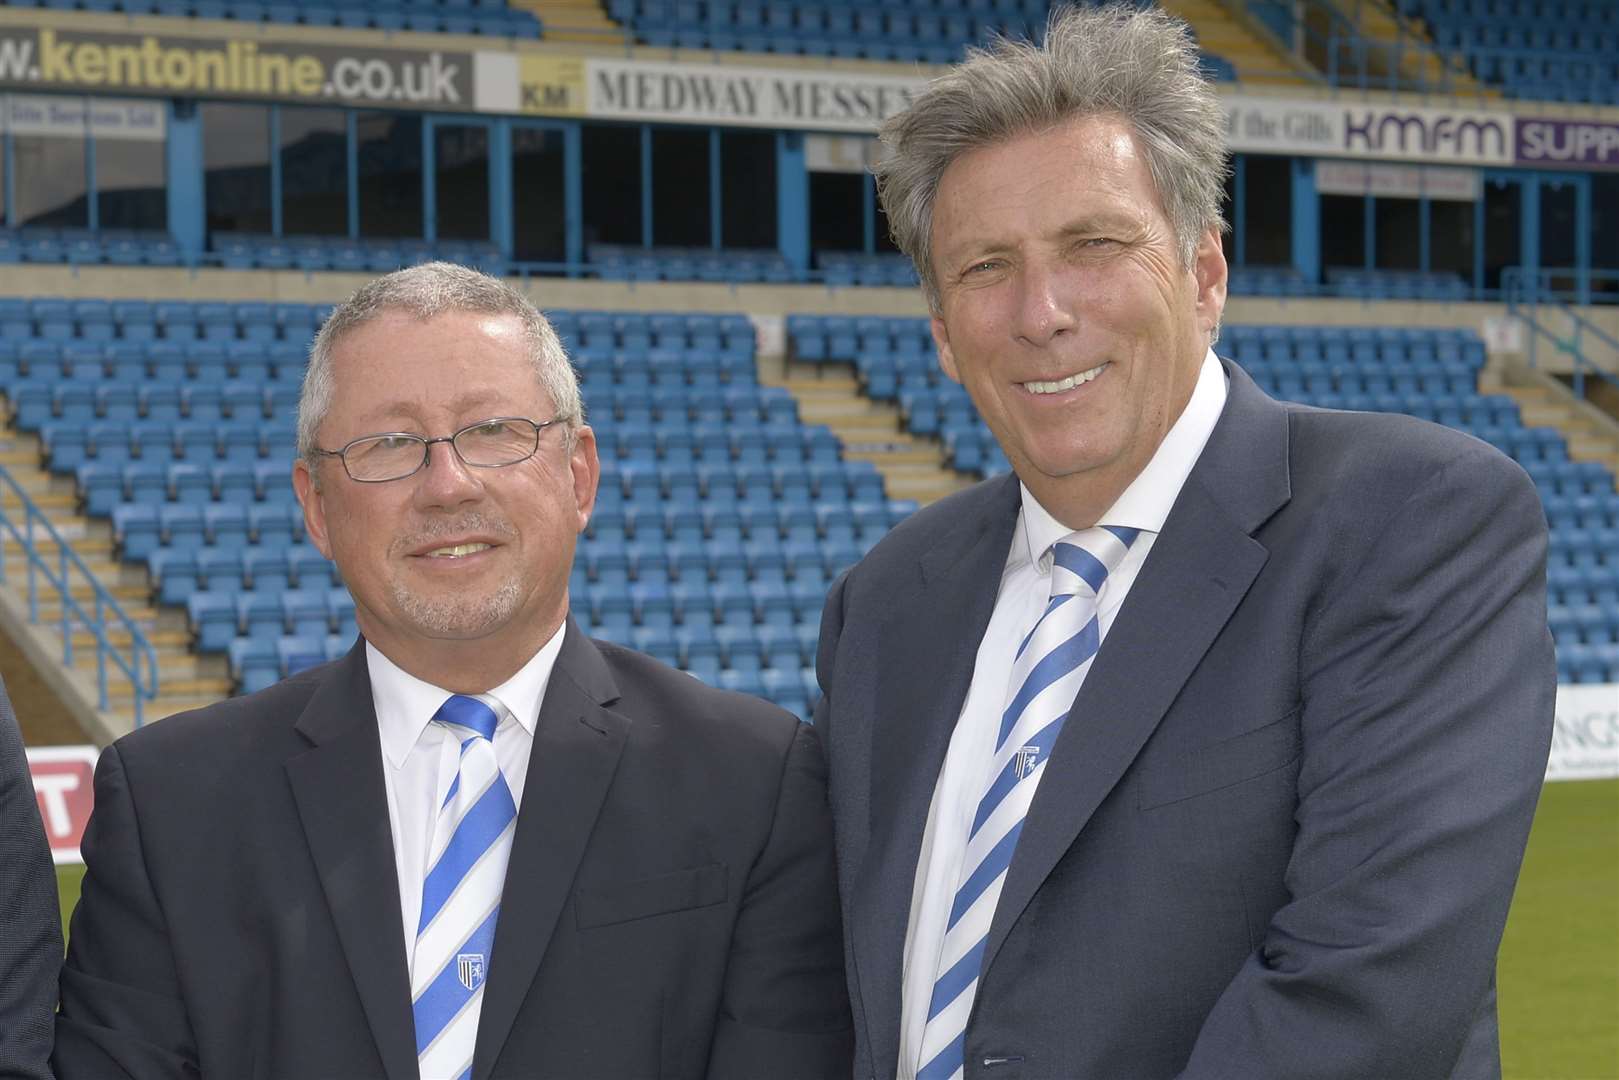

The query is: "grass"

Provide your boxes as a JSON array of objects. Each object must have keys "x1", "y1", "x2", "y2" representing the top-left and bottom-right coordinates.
[
  {"x1": 1498, "y1": 777, "x2": 1619, "y2": 1080},
  {"x1": 57, "y1": 862, "x2": 83, "y2": 939},
  {"x1": 51, "y1": 780, "x2": 1618, "y2": 1076}
]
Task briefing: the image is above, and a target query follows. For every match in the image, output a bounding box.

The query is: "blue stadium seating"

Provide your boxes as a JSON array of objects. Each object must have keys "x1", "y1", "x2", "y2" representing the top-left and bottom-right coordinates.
[
  {"x1": 1225, "y1": 267, "x2": 1471, "y2": 301},
  {"x1": 608, "y1": 0, "x2": 1239, "y2": 71},
  {"x1": 816, "y1": 252, "x2": 918, "y2": 288},
  {"x1": 1398, "y1": 0, "x2": 1619, "y2": 104},
  {"x1": 208, "y1": 234, "x2": 508, "y2": 276},
  {"x1": 0, "y1": 299, "x2": 920, "y2": 716},
  {"x1": 14, "y1": 0, "x2": 541, "y2": 35},
  {"x1": 0, "y1": 229, "x2": 182, "y2": 268},
  {"x1": 588, "y1": 244, "x2": 795, "y2": 284},
  {"x1": 0, "y1": 229, "x2": 528, "y2": 276},
  {"x1": 782, "y1": 311, "x2": 1619, "y2": 682},
  {"x1": 8, "y1": 287, "x2": 1612, "y2": 697}
]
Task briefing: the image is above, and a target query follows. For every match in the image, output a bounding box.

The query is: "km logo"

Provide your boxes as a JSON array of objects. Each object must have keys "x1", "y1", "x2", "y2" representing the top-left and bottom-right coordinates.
[{"x1": 522, "y1": 82, "x2": 571, "y2": 109}]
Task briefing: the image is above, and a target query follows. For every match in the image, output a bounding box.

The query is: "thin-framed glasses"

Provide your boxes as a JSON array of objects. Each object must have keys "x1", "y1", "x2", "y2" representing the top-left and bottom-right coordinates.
[{"x1": 311, "y1": 417, "x2": 560, "y2": 483}]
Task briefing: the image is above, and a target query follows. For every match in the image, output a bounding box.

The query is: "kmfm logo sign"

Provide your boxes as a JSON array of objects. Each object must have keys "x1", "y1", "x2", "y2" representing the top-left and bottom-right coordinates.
[
  {"x1": 27, "y1": 745, "x2": 99, "y2": 866},
  {"x1": 517, "y1": 55, "x2": 586, "y2": 117}
]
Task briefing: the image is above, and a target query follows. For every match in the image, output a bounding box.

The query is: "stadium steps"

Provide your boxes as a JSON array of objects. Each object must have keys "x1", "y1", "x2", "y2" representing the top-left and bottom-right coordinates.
[
  {"x1": 767, "y1": 358, "x2": 975, "y2": 506},
  {"x1": 520, "y1": 0, "x2": 619, "y2": 40},
  {"x1": 0, "y1": 432, "x2": 233, "y2": 743},
  {"x1": 1489, "y1": 372, "x2": 1619, "y2": 482},
  {"x1": 1331, "y1": 0, "x2": 1491, "y2": 96},
  {"x1": 102, "y1": 697, "x2": 236, "y2": 734},
  {"x1": 0, "y1": 570, "x2": 149, "y2": 608},
  {"x1": 0, "y1": 474, "x2": 78, "y2": 514},
  {"x1": 64, "y1": 623, "x2": 192, "y2": 653},
  {"x1": 1161, "y1": 0, "x2": 1318, "y2": 86}
]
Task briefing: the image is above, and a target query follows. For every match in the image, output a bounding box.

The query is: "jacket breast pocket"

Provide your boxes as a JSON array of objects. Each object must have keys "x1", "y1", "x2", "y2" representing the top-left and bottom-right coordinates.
[
  {"x1": 1137, "y1": 709, "x2": 1302, "y2": 810},
  {"x1": 574, "y1": 863, "x2": 728, "y2": 929}
]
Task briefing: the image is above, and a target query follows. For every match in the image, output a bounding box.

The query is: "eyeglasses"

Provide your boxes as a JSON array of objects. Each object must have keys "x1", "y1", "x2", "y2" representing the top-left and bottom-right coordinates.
[{"x1": 311, "y1": 417, "x2": 561, "y2": 483}]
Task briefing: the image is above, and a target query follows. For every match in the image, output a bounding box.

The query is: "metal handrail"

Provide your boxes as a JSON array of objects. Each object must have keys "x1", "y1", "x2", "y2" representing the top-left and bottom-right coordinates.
[
  {"x1": 0, "y1": 465, "x2": 160, "y2": 727},
  {"x1": 1502, "y1": 266, "x2": 1619, "y2": 400},
  {"x1": 1296, "y1": 0, "x2": 1486, "y2": 99}
]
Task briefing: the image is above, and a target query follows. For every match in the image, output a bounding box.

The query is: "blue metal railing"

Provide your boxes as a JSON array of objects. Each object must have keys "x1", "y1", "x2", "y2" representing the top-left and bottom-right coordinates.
[
  {"x1": 1503, "y1": 266, "x2": 1619, "y2": 400},
  {"x1": 0, "y1": 466, "x2": 160, "y2": 727},
  {"x1": 1290, "y1": 0, "x2": 1488, "y2": 98}
]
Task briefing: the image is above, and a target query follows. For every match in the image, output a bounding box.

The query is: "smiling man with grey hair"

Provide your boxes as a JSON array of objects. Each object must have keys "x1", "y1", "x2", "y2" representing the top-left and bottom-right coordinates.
[
  {"x1": 56, "y1": 262, "x2": 853, "y2": 1080},
  {"x1": 814, "y1": 6, "x2": 1554, "y2": 1079}
]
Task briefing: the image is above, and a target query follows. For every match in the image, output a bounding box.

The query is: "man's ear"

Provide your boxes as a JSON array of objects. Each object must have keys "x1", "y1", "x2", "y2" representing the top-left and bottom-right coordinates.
[
  {"x1": 1192, "y1": 228, "x2": 1228, "y2": 340},
  {"x1": 292, "y1": 459, "x2": 333, "y2": 559},
  {"x1": 568, "y1": 425, "x2": 600, "y2": 534},
  {"x1": 931, "y1": 313, "x2": 962, "y2": 385}
]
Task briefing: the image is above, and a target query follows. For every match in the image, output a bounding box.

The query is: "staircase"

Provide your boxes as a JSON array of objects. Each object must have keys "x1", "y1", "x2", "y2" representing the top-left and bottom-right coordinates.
[
  {"x1": 763, "y1": 354, "x2": 1619, "y2": 510},
  {"x1": 1310, "y1": 0, "x2": 1491, "y2": 95},
  {"x1": 0, "y1": 432, "x2": 231, "y2": 745},
  {"x1": 1486, "y1": 369, "x2": 1619, "y2": 483},
  {"x1": 512, "y1": 0, "x2": 624, "y2": 43},
  {"x1": 757, "y1": 355, "x2": 975, "y2": 506},
  {"x1": 1162, "y1": 0, "x2": 1319, "y2": 86}
]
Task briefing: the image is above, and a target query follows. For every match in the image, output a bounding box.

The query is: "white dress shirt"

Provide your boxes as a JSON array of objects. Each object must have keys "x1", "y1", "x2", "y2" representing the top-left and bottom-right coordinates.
[
  {"x1": 896, "y1": 351, "x2": 1229, "y2": 1077},
  {"x1": 367, "y1": 625, "x2": 566, "y2": 975}
]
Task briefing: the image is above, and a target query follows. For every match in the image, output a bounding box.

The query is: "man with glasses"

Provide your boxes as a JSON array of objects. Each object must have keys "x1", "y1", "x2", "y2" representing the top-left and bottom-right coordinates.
[{"x1": 54, "y1": 263, "x2": 853, "y2": 1080}]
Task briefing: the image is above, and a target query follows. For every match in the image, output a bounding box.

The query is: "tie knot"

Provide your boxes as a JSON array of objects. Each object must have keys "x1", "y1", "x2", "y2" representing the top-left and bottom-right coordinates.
[
  {"x1": 433, "y1": 694, "x2": 500, "y2": 742},
  {"x1": 1048, "y1": 525, "x2": 1140, "y2": 600}
]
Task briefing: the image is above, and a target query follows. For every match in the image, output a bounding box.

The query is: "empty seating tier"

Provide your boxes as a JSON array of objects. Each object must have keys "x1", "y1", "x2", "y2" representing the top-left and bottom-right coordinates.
[
  {"x1": 0, "y1": 299, "x2": 917, "y2": 718},
  {"x1": 4, "y1": 0, "x2": 541, "y2": 37},
  {"x1": 788, "y1": 312, "x2": 1619, "y2": 684},
  {"x1": 1398, "y1": 0, "x2": 1619, "y2": 104},
  {"x1": 609, "y1": 0, "x2": 1046, "y2": 61}
]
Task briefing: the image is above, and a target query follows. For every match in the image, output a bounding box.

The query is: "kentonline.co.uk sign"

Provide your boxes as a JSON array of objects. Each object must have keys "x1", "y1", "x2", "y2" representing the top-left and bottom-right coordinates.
[{"x1": 0, "y1": 26, "x2": 470, "y2": 110}]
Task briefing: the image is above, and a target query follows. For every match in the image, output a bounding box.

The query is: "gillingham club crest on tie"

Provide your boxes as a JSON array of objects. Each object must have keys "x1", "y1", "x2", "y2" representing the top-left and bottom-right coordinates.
[{"x1": 457, "y1": 952, "x2": 486, "y2": 993}]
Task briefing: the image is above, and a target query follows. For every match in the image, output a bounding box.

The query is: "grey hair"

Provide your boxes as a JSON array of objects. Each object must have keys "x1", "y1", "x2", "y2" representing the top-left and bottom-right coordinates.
[
  {"x1": 297, "y1": 261, "x2": 583, "y2": 472},
  {"x1": 875, "y1": 3, "x2": 1230, "y2": 309}
]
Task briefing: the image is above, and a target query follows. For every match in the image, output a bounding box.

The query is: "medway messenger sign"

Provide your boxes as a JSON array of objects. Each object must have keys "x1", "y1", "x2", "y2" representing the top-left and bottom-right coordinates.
[
  {"x1": 0, "y1": 25, "x2": 472, "y2": 110},
  {"x1": 506, "y1": 53, "x2": 924, "y2": 133},
  {"x1": 1223, "y1": 93, "x2": 1513, "y2": 167}
]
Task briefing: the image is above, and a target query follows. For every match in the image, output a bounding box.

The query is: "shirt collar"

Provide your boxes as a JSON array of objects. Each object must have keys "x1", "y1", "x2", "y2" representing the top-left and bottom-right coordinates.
[
  {"x1": 368, "y1": 622, "x2": 567, "y2": 769},
  {"x1": 1021, "y1": 348, "x2": 1228, "y2": 572}
]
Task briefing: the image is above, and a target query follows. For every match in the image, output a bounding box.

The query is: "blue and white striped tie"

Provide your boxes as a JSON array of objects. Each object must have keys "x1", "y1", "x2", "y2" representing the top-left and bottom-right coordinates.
[
  {"x1": 411, "y1": 694, "x2": 517, "y2": 1080},
  {"x1": 916, "y1": 526, "x2": 1139, "y2": 1080}
]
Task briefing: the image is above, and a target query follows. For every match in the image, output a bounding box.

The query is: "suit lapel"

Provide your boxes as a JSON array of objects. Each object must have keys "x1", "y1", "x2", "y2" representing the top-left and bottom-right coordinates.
[
  {"x1": 284, "y1": 644, "x2": 418, "y2": 1080},
  {"x1": 850, "y1": 475, "x2": 1022, "y2": 1080},
  {"x1": 982, "y1": 362, "x2": 1293, "y2": 976},
  {"x1": 472, "y1": 621, "x2": 630, "y2": 1080}
]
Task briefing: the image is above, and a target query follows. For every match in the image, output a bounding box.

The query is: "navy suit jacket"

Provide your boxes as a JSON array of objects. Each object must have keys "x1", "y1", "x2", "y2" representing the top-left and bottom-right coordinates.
[
  {"x1": 0, "y1": 675, "x2": 61, "y2": 1080},
  {"x1": 56, "y1": 622, "x2": 853, "y2": 1079},
  {"x1": 815, "y1": 361, "x2": 1556, "y2": 1079}
]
